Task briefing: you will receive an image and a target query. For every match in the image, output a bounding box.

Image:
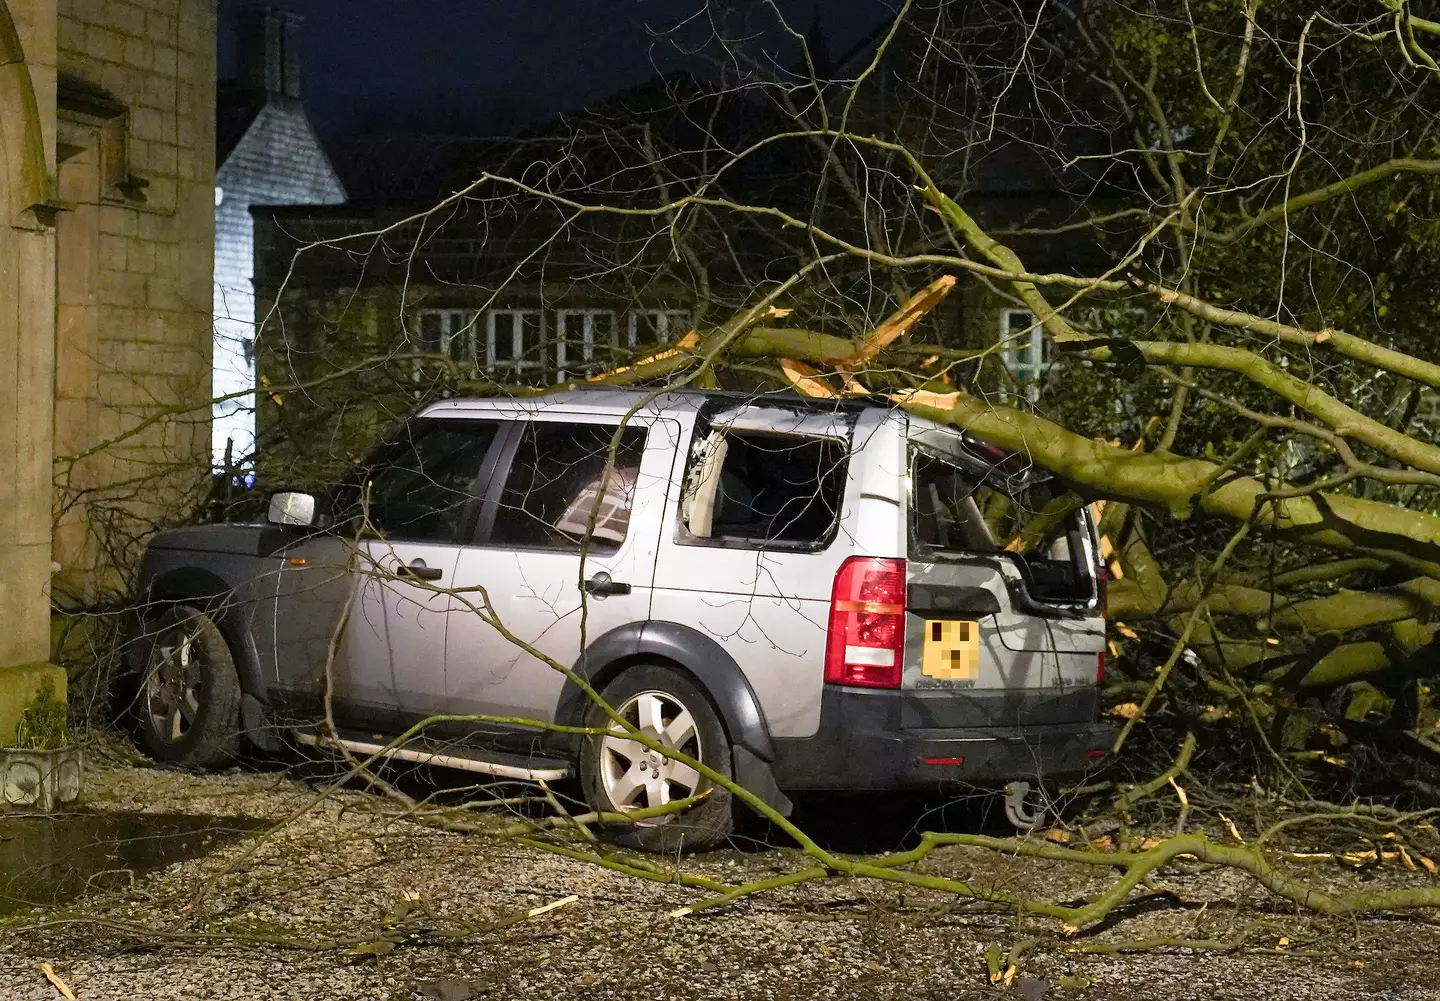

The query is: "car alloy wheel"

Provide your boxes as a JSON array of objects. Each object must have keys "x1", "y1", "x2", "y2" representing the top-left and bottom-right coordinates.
[
  {"x1": 597, "y1": 689, "x2": 704, "y2": 813},
  {"x1": 132, "y1": 604, "x2": 243, "y2": 768},
  {"x1": 144, "y1": 623, "x2": 206, "y2": 744},
  {"x1": 581, "y1": 665, "x2": 736, "y2": 851}
]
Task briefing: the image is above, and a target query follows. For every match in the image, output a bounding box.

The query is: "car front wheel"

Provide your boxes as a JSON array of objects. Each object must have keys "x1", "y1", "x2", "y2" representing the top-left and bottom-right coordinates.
[
  {"x1": 134, "y1": 604, "x2": 243, "y2": 768},
  {"x1": 580, "y1": 665, "x2": 736, "y2": 852}
]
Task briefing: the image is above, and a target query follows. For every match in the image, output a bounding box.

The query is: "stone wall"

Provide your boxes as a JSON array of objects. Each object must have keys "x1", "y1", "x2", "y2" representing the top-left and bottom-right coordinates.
[
  {"x1": 0, "y1": 0, "x2": 64, "y2": 725},
  {"x1": 50, "y1": 0, "x2": 216, "y2": 608}
]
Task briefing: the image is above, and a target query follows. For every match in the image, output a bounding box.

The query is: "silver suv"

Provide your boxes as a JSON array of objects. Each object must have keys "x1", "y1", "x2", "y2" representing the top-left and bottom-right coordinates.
[{"x1": 128, "y1": 390, "x2": 1111, "y2": 849}]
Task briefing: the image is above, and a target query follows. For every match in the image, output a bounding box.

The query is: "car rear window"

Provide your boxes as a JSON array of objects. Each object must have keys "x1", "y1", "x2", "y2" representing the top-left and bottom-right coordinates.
[
  {"x1": 910, "y1": 448, "x2": 1093, "y2": 603},
  {"x1": 680, "y1": 429, "x2": 847, "y2": 549}
]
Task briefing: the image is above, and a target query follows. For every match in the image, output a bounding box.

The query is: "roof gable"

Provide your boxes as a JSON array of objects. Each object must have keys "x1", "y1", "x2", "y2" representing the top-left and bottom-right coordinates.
[{"x1": 217, "y1": 95, "x2": 346, "y2": 205}]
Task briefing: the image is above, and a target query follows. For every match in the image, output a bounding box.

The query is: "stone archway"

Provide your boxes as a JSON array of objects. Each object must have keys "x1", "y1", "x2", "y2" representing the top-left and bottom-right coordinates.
[{"x1": 0, "y1": 0, "x2": 50, "y2": 219}]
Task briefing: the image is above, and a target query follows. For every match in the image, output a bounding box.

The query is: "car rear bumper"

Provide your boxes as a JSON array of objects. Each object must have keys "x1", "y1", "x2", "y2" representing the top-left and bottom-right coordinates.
[{"x1": 770, "y1": 685, "x2": 1113, "y2": 792}]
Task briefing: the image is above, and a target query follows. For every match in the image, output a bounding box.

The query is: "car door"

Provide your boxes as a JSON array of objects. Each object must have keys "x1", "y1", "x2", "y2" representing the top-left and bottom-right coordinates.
[
  {"x1": 333, "y1": 418, "x2": 504, "y2": 728},
  {"x1": 443, "y1": 412, "x2": 681, "y2": 731}
]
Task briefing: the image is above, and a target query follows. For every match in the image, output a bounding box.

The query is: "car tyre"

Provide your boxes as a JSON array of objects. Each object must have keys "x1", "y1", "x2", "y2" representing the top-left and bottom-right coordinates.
[
  {"x1": 580, "y1": 665, "x2": 736, "y2": 852},
  {"x1": 133, "y1": 604, "x2": 243, "y2": 768}
]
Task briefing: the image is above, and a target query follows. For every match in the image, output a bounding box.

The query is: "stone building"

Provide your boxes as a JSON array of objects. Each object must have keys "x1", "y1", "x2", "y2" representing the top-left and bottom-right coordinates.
[
  {"x1": 248, "y1": 188, "x2": 700, "y2": 489},
  {"x1": 213, "y1": 5, "x2": 343, "y2": 473},
  {"x1": 0, "y1": 0, "x2": 215, "y2": 736},
  {"x1": 244, "y1": 79, "x2": 719, "y2": 489},
  {"x1": 243, "y1": 51, "x2": 1112, "y2": 488}
]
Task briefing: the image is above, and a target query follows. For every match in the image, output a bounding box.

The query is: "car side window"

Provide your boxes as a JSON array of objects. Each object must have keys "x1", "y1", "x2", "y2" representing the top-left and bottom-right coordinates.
[
  {"x1": 680, "y1": 428, "x2": 847, "y2": 549},
  {"x1": 363, "y1": 421, "x2": 498, "y2": 542},
  {"x1": 489, "y1": 421, "x2": 648, "y2": 552}
]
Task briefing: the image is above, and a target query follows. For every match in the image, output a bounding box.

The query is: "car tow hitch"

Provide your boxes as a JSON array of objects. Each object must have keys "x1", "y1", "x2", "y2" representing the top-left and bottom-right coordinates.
[{"x1": 1003, "y1": 780, "x2": 1048, "y2": 831}]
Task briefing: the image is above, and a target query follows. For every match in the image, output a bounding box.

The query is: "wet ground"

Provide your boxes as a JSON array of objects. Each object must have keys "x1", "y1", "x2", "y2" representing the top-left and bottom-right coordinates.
[
  {"x1": 1, "y1": 748, "x2": 1439, "y2": 1000},
  {"x1": 0, "y1": 811, "x2": 262, "y2": 916}
]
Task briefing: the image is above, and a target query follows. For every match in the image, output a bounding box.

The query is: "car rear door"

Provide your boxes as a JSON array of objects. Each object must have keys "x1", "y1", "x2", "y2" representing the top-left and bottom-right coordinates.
[{"x1": 443, "y1": 411, "x2": 682, "y2": 730}]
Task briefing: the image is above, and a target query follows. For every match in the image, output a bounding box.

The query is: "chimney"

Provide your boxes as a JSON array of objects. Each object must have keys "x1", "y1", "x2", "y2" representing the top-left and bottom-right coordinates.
[{"x1": 236, "y1": 5, "x2": 303, "y2": 100}]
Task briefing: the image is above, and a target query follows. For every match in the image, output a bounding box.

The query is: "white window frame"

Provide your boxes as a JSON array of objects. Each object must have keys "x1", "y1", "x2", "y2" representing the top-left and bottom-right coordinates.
[
  {"x1": 555, "y1": 308, "x2": 618, "y2": 379},
  {"x1": 415, "y1": 308, "x2": 479, "y2": 364},
  {"x1": 485, "y1": 308, "x2": 547, "y2": 379},
  {"x1": 626, "y1": 309, "x2": 692, "y2": 349},
  {"x1": 1000, "y1": 308, "x2": 1050, "y2": 401}
]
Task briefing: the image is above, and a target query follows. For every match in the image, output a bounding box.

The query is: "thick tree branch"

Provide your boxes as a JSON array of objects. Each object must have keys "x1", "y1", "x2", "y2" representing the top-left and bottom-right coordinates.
[
  {"x1": 1196, "y1": 158, "x2": 1440, "y2": 244},
  {"x1": 1084, "y1": 340, "x2": 1440, "y2": 476}
]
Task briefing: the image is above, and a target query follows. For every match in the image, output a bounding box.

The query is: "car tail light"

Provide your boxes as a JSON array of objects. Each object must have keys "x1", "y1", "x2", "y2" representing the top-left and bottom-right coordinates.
[
  {"x1": 825, "y1": 556, "x2": 906, "y2": 688},
  {"x1": 1096, "y1": 648, "x2": 1107, "y2": 686}
]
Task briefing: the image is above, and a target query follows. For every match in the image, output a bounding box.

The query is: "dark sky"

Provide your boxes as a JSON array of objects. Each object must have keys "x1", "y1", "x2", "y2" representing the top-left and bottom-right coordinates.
[{"x1": 217, "y1": 1, "x2": 897, "y2": 140}]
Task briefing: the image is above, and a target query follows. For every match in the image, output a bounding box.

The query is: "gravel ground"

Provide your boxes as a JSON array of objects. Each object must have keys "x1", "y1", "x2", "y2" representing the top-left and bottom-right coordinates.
[{"x1": 1, "y1": 754, "x2": 1439, "y2": 1001}]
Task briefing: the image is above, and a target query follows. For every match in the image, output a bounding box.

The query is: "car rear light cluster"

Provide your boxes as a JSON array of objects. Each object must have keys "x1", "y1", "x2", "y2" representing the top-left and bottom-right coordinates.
[{"x1": 825, "y1": 556, "x2": 906, "y2": 689}]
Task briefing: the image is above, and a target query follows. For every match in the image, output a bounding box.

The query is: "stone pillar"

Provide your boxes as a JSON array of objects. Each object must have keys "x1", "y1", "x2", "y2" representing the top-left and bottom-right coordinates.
[{"x1": 0, "y1": 0, "x2": 66, "y2": 744}]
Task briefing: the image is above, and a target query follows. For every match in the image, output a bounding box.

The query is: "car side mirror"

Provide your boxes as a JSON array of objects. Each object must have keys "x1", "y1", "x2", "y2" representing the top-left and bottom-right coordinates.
[{"x1": 267, "y1": 491, "x2": 316, "y2": 527}]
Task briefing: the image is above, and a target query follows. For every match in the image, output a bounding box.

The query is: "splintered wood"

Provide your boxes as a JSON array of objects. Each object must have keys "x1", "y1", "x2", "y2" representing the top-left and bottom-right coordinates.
[{"x1": 776, "y1": 275, "x2": 958, "y2": 399}]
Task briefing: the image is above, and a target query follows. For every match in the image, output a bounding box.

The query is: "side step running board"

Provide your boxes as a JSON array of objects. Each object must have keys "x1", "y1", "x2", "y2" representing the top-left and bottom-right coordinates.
[{"x1": 293, "y1": 731, "x2": 569, "y2": 782}]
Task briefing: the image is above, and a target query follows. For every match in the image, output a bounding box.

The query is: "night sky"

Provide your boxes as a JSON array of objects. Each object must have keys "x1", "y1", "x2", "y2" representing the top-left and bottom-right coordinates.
[{"x1": 217, "y1": 1, "x2": 897, "y2": 140}]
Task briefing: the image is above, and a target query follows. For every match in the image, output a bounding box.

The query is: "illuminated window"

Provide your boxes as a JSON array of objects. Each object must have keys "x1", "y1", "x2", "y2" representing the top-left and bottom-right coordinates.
[{"x1": 1000, "y1": 309, "x2": 1050, "y2": 401}]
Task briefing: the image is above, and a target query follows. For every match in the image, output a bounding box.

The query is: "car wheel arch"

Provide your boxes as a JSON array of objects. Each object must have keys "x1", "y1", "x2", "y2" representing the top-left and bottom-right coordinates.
[
  {"x1": 134, "y1": 568, "x2": 265, "y2": 701},
  {"x1": 557, "y1": 620, "x2": 776, "y2": 763}
]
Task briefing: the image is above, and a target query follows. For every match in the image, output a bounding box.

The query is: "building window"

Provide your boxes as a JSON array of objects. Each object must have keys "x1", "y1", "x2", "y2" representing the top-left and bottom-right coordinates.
[
  {"x1": 1000, "y1": 309, "x2": 1049, "y2": 401},
  {"x1": 628, "y1": 310, "x2": 692, "y2": 349},
  {"x1": 417, "y1": 309, "x2": 479, "y2": 364},
  {"x1": 486, "y1": 309, "x2": 546, "y2": 379},
  {"x1": 555, "y1": 309, "x2": 618, "y2": 379},
  {"x1": 414, "y1": 306, "x2": 691, "y2": 382},
  {"x1": 57, "y1": 75, "x2": 141, "y2": 203}
]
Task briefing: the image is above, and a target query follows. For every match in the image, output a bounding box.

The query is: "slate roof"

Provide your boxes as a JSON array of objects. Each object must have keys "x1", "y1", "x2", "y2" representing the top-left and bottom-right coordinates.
[{"x1": 217, "y1": 81, "x2": 270, "y2": 166}]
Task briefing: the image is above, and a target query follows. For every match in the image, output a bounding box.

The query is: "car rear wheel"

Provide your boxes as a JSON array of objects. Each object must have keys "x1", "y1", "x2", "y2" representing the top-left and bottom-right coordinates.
[
  {"x1": 134, "y1": 605, "x2": 243, "y2": 768},
  {"x1": 580, "y1": 665, "x2": 735, "y2": 852}
]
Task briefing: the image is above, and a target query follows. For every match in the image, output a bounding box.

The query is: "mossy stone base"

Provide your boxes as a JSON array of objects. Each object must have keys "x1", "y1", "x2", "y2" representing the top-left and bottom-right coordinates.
[{"x1": 0, "y1": 662, "x2": 66, "y2": 747}]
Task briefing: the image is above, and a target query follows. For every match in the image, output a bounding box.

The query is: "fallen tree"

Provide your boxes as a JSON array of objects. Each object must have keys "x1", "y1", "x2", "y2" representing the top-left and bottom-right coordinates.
[{"x1": 63, "y1": 0, "x2": 1440, "y2": 982}]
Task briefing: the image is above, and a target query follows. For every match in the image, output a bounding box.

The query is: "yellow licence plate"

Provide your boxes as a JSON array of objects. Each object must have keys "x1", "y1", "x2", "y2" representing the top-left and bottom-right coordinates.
[{"x1": 921, "y1": 619, "x2": 980, "y2": 680}]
